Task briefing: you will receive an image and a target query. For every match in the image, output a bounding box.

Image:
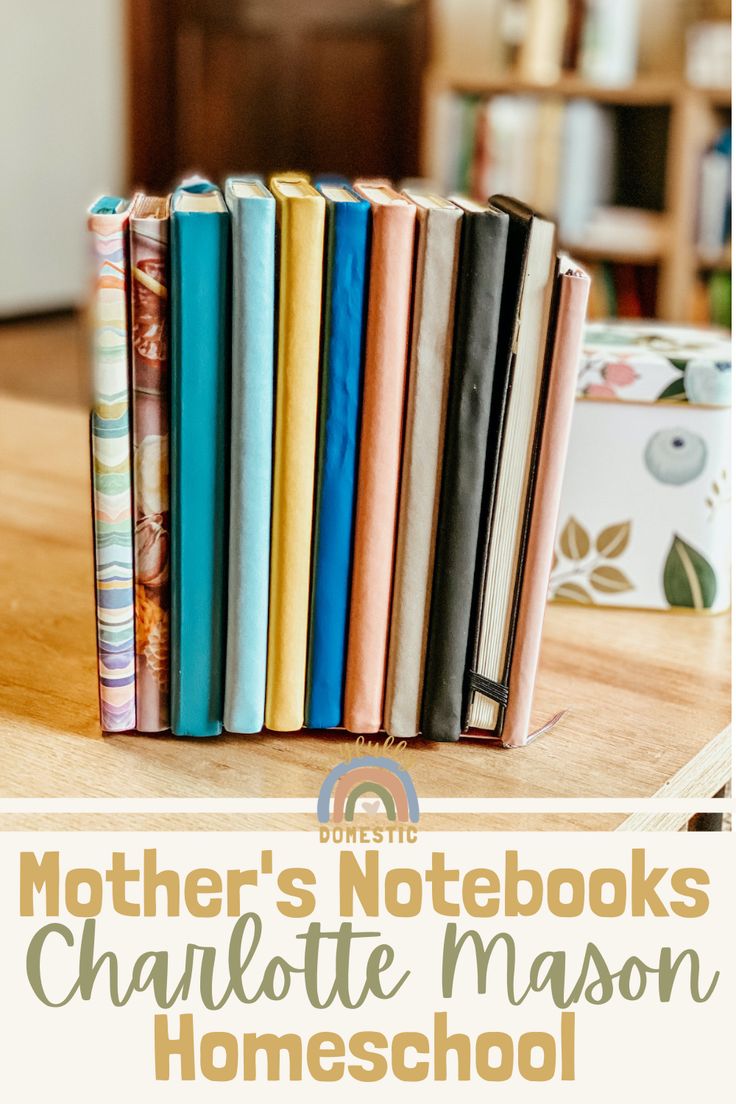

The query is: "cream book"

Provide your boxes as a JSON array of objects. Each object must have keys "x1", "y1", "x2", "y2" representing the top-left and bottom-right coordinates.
[{"x1": 465, "y1": 197, "x2": 557, "y2": 733}]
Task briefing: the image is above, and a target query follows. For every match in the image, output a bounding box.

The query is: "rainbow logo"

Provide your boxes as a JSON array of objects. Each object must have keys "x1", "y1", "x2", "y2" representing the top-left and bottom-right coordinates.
[{"x1": 317, "y1": 753, "x2": 420, "y2": 824}]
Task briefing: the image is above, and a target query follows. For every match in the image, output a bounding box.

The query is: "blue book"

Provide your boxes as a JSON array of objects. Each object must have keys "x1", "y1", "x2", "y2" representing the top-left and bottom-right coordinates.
[
  {"x1": 170, "y1": 182, "x2": 230, "y2": 736},
  {"x1": 223, "y1": 178, "x2": 276, "y2": 733},
  {"x1": 306, "y1": 183, "x2": 370, "y2": 728}
]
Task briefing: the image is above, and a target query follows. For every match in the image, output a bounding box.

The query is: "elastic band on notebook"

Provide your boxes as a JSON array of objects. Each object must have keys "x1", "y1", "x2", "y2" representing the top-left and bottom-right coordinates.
[{"x1": 467, "y1": 672, "x2": 509, "y2": 708}]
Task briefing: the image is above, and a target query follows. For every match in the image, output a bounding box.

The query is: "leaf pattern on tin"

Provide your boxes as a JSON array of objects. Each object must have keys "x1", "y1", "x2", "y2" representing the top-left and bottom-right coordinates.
[
  {"x1": 553, "y1": 582, "x2": 593, "y2": 604},
  {"x1": 595, "y1": 521, "x2": 630, "y2": 559},
  {"x1": 559, "y1": 517, "x2": 590, "y2": 561},
  {"x1": 663, "y1": 535, "x2": 717, "y2": 610},
  {"x1": 589, "y1": 565, "x2": 634, "y2": 594}
]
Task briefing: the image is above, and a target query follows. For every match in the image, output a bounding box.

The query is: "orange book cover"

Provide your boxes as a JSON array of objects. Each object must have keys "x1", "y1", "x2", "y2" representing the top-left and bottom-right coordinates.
[{"x1": 343, "y1": 182, "x2": 416, "y2": 733}]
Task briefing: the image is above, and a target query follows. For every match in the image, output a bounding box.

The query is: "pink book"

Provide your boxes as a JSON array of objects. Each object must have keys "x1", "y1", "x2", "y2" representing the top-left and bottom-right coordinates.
[
  {"x1": 129, "y1": 194, "x2": 171, "y2": 732},
  {"x1": 502, "y1": 259, "x2": 590, "y2": 748},
  {"x1": 343, "y1": 183, "x2": 416, "y2": 732}
]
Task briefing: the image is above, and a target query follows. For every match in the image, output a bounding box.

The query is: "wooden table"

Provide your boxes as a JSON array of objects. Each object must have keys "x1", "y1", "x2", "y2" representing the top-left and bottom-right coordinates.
[{"x1": 0, "y1": 395, "x2": 730, "y2": 830}]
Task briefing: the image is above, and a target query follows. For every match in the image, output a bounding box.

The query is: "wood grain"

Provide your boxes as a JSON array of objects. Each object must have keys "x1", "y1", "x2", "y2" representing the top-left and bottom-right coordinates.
[{"x1": 0, "y1": 395, "x2": 731, "y2": 808}]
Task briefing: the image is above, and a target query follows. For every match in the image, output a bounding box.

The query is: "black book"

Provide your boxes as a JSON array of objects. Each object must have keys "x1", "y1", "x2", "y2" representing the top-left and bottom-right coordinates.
[
  {"x1": 465, "y1": 197, "x2": 557, "y2": 737},
  {"x1": 420, "y1": 199, "x2": 509, "y2": 742}
]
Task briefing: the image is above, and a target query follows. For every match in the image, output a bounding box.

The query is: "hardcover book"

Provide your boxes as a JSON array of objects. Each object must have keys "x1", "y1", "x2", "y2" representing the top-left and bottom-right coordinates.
[
  {"x1": 306, "y1": 183, "x2": 370, "y2": 730},
  {"x1": 465, "y1": 198, "x2": 557, "y2": 734},
  {"x1": 421, "y1": 200, "x2": 510, "y2": 743},
  {"x1": 223, "y1": 178, "x2": 276, "y2": 734},
  {"x1": 88, "y1": 196, "x2": 136, "y2": 733},
  {"x1": 384, "y1": 192, "x2": 462, "y2": 740},
  {"x1": 265, "y1": 177, "x2": 326, "y2": 732},
  {"x1": 129, "y1": 193, "x2": 170, "y2": 733},
  {"x1": 343, "y1": 182, "x2": 417, "y2": 734},
  {"x1": 170, "y1": 182, "x2": 230, "y2": 737},
  {"x1": 502, "y1": 259, "x2": 590, "y2": 747}
]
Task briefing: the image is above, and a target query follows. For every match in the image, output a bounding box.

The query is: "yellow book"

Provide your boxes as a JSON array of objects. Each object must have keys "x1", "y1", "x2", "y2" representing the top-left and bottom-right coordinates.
[{"x1": 265, "y1": 177, "x2": 326, "y2": 730}]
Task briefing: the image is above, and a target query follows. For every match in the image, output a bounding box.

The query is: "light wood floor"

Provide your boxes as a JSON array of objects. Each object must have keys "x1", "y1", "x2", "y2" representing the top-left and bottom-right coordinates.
[{"x1": 0, "y1": 311, "x2": 89, "y2": 407}]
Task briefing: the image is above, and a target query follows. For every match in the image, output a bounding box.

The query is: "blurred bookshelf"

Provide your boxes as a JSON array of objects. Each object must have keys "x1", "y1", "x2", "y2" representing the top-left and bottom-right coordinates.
[{"x1": 421, "y1": 3, "x2": 731, "y2": 324}]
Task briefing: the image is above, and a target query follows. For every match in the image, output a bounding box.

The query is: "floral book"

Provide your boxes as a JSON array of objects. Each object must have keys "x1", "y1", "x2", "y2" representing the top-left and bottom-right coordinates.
[
  {"x1": 552, "y1": 321, "x2": 731, "y2": 615},
  {"x1": 129, "y1": 194, "x2": 171, "y2": 732}
]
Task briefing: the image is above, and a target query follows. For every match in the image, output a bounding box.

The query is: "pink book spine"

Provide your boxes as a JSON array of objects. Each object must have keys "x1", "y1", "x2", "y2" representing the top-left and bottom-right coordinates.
[
  {"x1": 503, "y1": 263, "x2": 590, "y2": 747},
  {"x1": 130, "y1": 205, "x2": 170, "y2": 731},
  {"x1": 343, "y1": 190, "x2": 416, "y2": 732}
]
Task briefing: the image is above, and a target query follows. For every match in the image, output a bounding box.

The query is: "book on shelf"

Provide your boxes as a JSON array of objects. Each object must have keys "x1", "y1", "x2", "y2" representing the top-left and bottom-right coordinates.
[
  {"x1": 464, "y1": 199, "x2": 557, "y2": 737},
  {"x1": 697, "y1": 129, "x2": 731, "y2": 263},
  {"x1": 88, "y1": 196, "x2": 136, "y2": 734},
  {"x1": 129, "y1": 192, "x2": 170, "y2": 734},
  {"x1": 169, "y1": 182, "x2": 230, "y2": 738},
  {"x1": 86, "y1": 174, "x2": 590, "y2": 748},
  {"x1": 421, "y1": 199, "x2": 510, "y2": 743},
  {"x1": 223, "y1": 177, "x2": 276, "y2": 735},
  {"x1": 343, "y1": 182, "x2": 416, "y2": 734},
  {"x1": 384, "y1": 191, "x2": 462, "y2": 741},
  {"x1": 306, "y1": 183, "x2": 370, "y2": 730},
  {"x1": 265, "y1": 176, "x2": 326, "y2": 733}
]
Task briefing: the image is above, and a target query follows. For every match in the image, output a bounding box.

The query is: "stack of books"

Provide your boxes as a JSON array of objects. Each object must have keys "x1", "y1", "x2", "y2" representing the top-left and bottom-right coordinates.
[{"x1": 88, "y1": 176, "x2": 589, "y2": 747}]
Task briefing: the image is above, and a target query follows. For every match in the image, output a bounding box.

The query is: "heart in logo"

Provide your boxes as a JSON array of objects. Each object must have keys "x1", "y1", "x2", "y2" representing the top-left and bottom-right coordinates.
[{"x1": 361, "y1": 800, "x2": 381, "y2": 815}]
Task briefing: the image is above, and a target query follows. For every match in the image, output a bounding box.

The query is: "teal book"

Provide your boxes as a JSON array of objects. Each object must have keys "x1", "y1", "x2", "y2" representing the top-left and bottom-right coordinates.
[
  {"x1": 223, "y1": 178, "x2": 276, "y2": 733},
  {"x1": 306, "y1": 183, "x2": 370, "y2": 728},
  {"x1": 170, "y1": 182, "x2": 230, "y2": 736}
]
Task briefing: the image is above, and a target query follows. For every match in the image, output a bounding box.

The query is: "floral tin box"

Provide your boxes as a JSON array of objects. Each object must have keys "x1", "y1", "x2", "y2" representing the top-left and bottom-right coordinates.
[{"x1": 551, "y1": 321, "x2": 730, "y2": 614}]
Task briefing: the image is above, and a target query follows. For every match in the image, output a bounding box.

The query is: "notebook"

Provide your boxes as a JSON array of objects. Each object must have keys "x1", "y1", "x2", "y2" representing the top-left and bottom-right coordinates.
[
  {"x1": 88, "y1": 196, "x2": 136, "y2": 733},
  {"x1": 169, "y1": 182, "x2": 230, "y2": 737},
  {"x1": 223, "y1": 178, "x2": 276, "y2": 734},
  {"x1": 265, "y1": 177, "x2": 326, "y2": 732},
  {"x1": 306, "y1": 183, "x2": 370, "y2": 729},
  {"x1": 129, "y1": 192, "x2": 170, "y2": 733},
  {"x1": 465, "y1": 197, "x2": 557, "y2": 734},
  {"x1": 502, "y1": 258, "x2": 590, "y2": 746},
  {"x1": 420, "y1": 199, "x2": 510, "y2": 743},
  {"x1": 383, "y1": 192, "x2": 462, "y2": 740},
  {"x1": 343, "y1": 182, "x2": 417, "y2": 733}
]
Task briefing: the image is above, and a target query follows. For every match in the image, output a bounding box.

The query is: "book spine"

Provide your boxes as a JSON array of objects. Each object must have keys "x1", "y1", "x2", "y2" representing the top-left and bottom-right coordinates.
[
  {"x1": 88, "y1": 212, "x2": 136, "y2": 732},
  {"x1": 306, "y1": 198, "x2": 370, "y2": 729},
  {"x1": 265, "y1": 195, "x2": 326, "y2": 732},
  {"x1": 170, "y1": 204, "x2": 230, "y2": 736},
  {"x1": 343, "y1": 202, "x2": 417, "y2": 733},
  {"x1": 384, "y1": 206, "x2": 462, "y2": 740},
  {"x1": 502, "y1": 267, "x2": 590, "y2": 747},
  {"x1": 130, "y1": 215, "x2": 169, "y2": 732},
  {"x1": 421, "y1": 209, "x2": 509, "y2": 741},
  {"x1": 224, "y1": 195, "x2": 276, "y2": 734}
]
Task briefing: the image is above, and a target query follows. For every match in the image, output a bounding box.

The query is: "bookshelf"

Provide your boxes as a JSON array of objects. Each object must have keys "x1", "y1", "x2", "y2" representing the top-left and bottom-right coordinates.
[{"x1": 421, "y1": 67, "x2": 732, "y2": 321}]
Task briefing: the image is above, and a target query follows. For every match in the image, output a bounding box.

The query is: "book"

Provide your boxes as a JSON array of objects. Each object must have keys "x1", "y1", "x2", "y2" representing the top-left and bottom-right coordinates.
[
  {"x1": 383, "y1": 192, "x2": 462, "y2": 740},
  {"x1": 169, "y1": 182, "x2": 230, "y2": 737},
  {"x1": 129, "y1": 193, "x2": 170, "y2": 733},
  {"x1": 557, "y1": 100, "x2": 615, "y2": 245},
  {"x1": 502, "y1": 258, "x2": 590, "y2": 747},
  {"x1": 465, "y1": 198, "x2": 557, "y2": 733},
  {"x1": 88, "y1": 196, "x2": 136, "y2": 733},
  {"x1": 343, "y1": 182, "x2": 417, "y2": 733},
  {"x1": 420, "y1": 200, "x2": 510, "y2": 742},
  {"x1": 223, "y1": 178, "x2": 276, "y2": 734},
  {"x1": 518, "y1": 0, "x2": 567, "y2": 85},
  {"x1": 579, "y1": 0, "x2": 639, "y2": 86},
  {"x1": 697, "y1": 132, "x2": 731, "y2": 261},
  {"x1": 265, "y1": 177, "x2": 326, "y2": 732},
  {"x1": 427, "y1": 91, "x2": 465, "y2": 194},
  {"x1": 305, "y1": 183, "x2": 370, "y2": 730},
  {"x1": 473, "y1": 96, "x2": 539, "y2": 207},
  {"x1": 533, "y1": 99, "x2": 564, "y2": 217}
]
